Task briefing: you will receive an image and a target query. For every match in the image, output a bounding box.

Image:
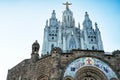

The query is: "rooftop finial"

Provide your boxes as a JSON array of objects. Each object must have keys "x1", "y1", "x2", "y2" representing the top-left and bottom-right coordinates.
[
  {"x1": 51, "y1": 10, "x2": 56, "y2": 18},
  {"x1": 53, "y1": 10, "x2": 55, "y2": 14},
  {"x1": 84, "y1": 11, "x2": 90, "y2": 21},
  {"x1": 85, "y1": 12, "x2": 89, "y2": 16},
  {"x1": 95, "y1": 22, "x2": 99, "y2": 30},
  {"x1": 63, "y1": 1, "x2": 72, "y2": 9},
  {"x1": 95, "y1": 22, "x2": 97, "y2": 26}
]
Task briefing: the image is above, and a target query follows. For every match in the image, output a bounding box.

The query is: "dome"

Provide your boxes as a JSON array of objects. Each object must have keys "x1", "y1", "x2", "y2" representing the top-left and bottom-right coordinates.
[
  {"x1": 63, "y1": 9, "x2": 73, "y2": 16},
  {"x1": 62, "y1": 8, "x2": 74, "y2": 28}
]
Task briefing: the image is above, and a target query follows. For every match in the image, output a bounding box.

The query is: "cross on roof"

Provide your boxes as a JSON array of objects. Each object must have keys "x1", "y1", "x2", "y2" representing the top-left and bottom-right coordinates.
[{"x1": 63, "y1": 2, "x2": 72, "y2": 9}]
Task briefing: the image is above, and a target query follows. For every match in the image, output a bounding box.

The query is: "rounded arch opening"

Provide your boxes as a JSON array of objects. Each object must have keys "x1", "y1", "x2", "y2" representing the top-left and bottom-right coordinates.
[
  {"x1": 63, "y1": 57, "x2": 118, "y2": 80},
  {"x1": 75, "y1": 66, "x2": 107, "y2": 80},
  {"x1": 64, "y1": 76, "x2": 73, "y2": 80}
]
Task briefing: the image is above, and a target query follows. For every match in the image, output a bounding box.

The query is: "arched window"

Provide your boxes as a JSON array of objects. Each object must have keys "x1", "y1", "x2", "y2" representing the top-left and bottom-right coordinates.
[
  {"x1": 55, "y1": 34, "x2": 57, "y2": 36},
  {"x1": 110, "y1": 78, "x2": 117, "y2": 80},
  {"x1": 49, "y1": 34, "x2": 51, "y2": 36},
  {"x1": 94, "y1": 36, "x2": 96, "y2": 39},
  {"x1": 69, "y1": 37, "x2": 76, "y2": 50},
  {"x1": 66, "y1": 78, "x2": 71, "y2": 80},
  {"x1": 92, "y1": 46, "x2": 94, "y2": 50},
  {"x1": 64, "y1": 16, "x2": 66, "y2": 22},
  {"x1": 64, "y1": 77, "x2": 73, "y2": 80},
  {"x1": 52, "y1": 37, "x2": 54, "y2": 40},
  {"x1": 51, "y1": 44, "x2": 54, "y2": 49},
  {"x1": 91, "y1": 39, "x2": 93, "y2": 41}
]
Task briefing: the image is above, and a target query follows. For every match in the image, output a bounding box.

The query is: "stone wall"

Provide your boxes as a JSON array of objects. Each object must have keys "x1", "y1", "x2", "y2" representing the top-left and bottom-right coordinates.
[{"x1": 7, "y1": 49, "x2": 120, "y2": 80}]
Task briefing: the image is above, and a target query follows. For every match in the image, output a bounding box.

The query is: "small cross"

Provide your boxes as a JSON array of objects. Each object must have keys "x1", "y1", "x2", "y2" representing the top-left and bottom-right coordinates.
[{"x1": 63, "y1": 2, "x2": 72, "y2": 9}]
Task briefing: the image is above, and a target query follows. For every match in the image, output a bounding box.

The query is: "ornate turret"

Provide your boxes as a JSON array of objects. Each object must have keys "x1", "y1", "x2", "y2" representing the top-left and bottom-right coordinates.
[
  {"x1": 32, "y1": 40, "x2": 40, "y2": 53},
  {"x1": 95, "y1": 22, "x2": 104, "y2": 50},
  {"x1": 83, "y1": 12, "x2": 92, "y2": 29},
  {"x1": 49, "y1": 10, "x2": 58, "y2": 27},
  {"x1": 82, "y1": 12, "x2": 104, "y2": 51},
  {"x1": 42, "y1": 10, "x2": 60, "y2": 56},
  {"x1": 85, "y1": 12, "x2": 90, "y2": 21},
  {"x1": 31, "y1": 40, "x2": 40, "y2": 62}
]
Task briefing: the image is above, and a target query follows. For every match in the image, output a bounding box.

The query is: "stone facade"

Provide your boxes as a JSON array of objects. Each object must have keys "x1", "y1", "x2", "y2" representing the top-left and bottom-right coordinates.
[
  {"x1": 7, "y1": 46, "x2": 120, "y2": 80},
  {"x1": 7, "y1": 2, "x2": 120, "y2": 80}
]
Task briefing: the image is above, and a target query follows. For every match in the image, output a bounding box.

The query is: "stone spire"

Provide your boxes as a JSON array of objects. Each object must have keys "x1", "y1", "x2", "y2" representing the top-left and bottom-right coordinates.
[
  {"x1": 94, "y1": 22, "x2": 104, "y2": 50},
  {"x1": 51, "y1": 10, "x2": 56, "y2": 18},
  {"x1": 95, "y1": 22, "x2": 99, "y2": 30},
  {"x1": 85, "y1": 12, "x2": 90, "y2": 21},
  {"x1": 83, "y1": 12, "x2": 92, "y2": 29},
  {"x1": 50, "y1": 10, "x2": 57, "y2": 27}
]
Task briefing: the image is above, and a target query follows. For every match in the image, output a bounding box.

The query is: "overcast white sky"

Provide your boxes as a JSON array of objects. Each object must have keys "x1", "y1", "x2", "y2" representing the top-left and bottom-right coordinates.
[{"x1": 0, "y1": 0, "x2": 120, "y2": 80}]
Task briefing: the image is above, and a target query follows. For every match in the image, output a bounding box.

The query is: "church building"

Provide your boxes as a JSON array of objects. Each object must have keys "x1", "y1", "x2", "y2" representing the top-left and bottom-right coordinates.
[
  {"x1": 42, "y1": 2, "x2": 103, "y2": 55},
  {"x1": 7, "y1": 2, "x2": 120, "y2": 80}
]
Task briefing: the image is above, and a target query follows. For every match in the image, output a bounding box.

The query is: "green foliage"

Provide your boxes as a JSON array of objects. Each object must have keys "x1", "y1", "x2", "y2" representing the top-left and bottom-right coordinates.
[{"x1": 112, "y1": 50, "x2": 120, "y2": 55}]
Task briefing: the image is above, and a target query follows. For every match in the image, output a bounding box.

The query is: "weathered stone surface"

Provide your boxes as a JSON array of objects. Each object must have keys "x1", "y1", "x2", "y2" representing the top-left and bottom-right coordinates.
[{"x1": 7, "y1": 49, "x2": 120, "y2": 80}]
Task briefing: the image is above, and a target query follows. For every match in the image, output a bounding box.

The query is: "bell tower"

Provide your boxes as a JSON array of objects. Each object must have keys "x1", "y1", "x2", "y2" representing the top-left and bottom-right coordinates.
[{"x1": 31, "y1": 40, "x2": 40, "y2": 62}]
